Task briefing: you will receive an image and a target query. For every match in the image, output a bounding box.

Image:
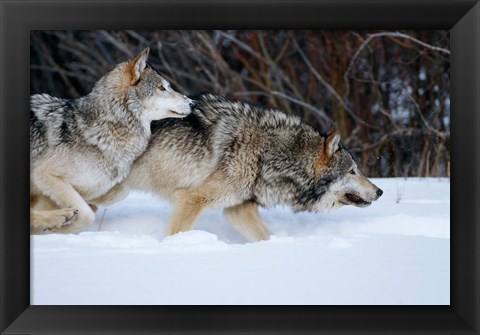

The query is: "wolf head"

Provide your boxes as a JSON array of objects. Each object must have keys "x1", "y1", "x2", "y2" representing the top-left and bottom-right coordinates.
[
  {"x1": 91, "y1": 48, "x2": 195, "y2": 123},
  {"x1": 314, "y1": 129, "x2": 383, "y2": 210},
  {"x1": 256, "y1": 124, "x2": 382, "y2": 212}
]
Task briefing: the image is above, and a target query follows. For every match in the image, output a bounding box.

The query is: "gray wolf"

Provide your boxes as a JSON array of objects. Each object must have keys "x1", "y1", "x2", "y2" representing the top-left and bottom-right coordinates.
[
  {"x1": 30, "y1": 48, "x2": 196, "y2": 233},
  {"x1": 94, "y1": 93, "x2": 383, "y2": 241}
]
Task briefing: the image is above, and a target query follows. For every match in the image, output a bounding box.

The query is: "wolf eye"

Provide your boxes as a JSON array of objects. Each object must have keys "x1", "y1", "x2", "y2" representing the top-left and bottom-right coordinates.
[
  {"x1": 158, "y1": 85, "x2": 166, "y2": 91},
  {"x1": 349, "y1": 169, "x2": 356, "y2": 175}
]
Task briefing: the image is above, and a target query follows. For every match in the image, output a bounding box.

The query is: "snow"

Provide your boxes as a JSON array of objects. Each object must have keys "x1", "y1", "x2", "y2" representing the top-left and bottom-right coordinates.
[
  {"x1": 31, "y1": 178, "x2": 450, "y2": 305},
  {"x1": 418, "y1": 68, "x2": 427, "y2": 81}
]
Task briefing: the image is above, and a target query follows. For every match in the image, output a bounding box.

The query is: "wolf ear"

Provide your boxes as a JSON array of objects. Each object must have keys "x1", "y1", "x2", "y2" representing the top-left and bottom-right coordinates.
[
  {"x1": 325, "y1": 129, "x2": 341, "y2": 157},
  {"x1": 315, "y1": 129, "x2": 341, "y2": 173},
  {"x1": 127, "y1": 47, "x2": 150, "y2": 84}
]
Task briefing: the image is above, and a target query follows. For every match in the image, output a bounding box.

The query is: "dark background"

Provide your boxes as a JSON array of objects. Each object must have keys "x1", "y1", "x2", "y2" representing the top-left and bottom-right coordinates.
[{"x1": 30, "y1": 30, "x2": 450, "y2": 177}]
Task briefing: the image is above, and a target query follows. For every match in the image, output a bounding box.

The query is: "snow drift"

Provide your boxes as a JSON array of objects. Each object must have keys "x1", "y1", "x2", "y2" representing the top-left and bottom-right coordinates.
[{"x1": 31, "y1": 178, "x2": 450, "y2": 305}]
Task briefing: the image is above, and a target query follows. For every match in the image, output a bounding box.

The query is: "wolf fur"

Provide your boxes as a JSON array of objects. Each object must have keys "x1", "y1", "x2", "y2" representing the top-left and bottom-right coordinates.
[
  {"x1": 94, "y1": 93, "x2": 383, "y2": 241},
  {"x1": 30, "y1": 48, "x2": 195, "y2": 233}
]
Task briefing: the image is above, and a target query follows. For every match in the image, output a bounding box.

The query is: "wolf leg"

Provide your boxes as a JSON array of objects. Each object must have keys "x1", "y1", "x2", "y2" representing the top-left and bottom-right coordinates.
[
  {"x1": 89, "y1": 181, "x2": 130, "y2": 208},
  {"x1": 32, "y1": 194, "x2": 58, "y2": 210},
  {"x1": 32, "y1": 174, "x2": 95, "y2": 232},
  {"x1": 88, "y1": 182, "x2": 130, "y2": 212},
  {"x1": 166, "y1": 188, "x2": 210, "y2": 236},
  {"x1": 224, "y1": 202, "x2": 271, "y2": 242},
  {"x1": 30, "y1": 208, "x2": 78, "y2": 234}
]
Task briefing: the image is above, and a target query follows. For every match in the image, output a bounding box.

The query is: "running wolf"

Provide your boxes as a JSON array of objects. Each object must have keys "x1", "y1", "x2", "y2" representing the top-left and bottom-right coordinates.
[
  {"x1": 95, "y1": 93, "x2": 383, "y2": 241},
  {"x1": 30, "y1": 48, "x2": 196, "y2": 233}
]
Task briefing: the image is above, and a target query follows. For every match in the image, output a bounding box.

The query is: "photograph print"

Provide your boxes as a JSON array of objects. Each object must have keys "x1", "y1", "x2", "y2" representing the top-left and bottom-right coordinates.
[{"x1": 30, "y1": 30, "x2": 450, "y2": 305}]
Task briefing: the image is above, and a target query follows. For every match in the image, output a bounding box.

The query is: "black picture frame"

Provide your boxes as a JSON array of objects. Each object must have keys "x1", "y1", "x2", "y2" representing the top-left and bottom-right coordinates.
[{"x1": 1, "y1": 0, "x2": 479, "y2": 334}]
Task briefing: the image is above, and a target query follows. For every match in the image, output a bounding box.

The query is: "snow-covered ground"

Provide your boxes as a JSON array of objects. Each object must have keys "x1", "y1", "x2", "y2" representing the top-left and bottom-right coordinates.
[{"x1": 31, "y1": 178, "x2": 450, "y2": 305}]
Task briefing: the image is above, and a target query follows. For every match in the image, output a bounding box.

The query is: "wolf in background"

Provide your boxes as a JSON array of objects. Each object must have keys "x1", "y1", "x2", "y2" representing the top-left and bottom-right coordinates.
[
  {"x1": 94, "y1": 93, "x2": 383, "y2": 241},
  {"x1": 30, "y1": 48, "x2": 196, "y2": 233}
]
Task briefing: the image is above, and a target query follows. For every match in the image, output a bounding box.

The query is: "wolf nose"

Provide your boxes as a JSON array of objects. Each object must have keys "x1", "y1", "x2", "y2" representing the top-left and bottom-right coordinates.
[
  {"x1": 189, "y1": 101, "x2": 197, "y2": 110},
  {"x1": 376, "y1": 188, "x2": 383, "y2": 197}
]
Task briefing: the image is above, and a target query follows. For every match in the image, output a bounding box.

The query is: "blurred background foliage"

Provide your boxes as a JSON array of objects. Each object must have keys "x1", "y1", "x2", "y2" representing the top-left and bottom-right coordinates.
[{"x1": 30, "y1": 30, "x2": 450, "y2": 177}]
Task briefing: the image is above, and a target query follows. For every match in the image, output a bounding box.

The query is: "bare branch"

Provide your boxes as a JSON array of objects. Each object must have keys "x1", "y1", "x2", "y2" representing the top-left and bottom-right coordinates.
[
  {"x1": 98, "y1": 31, "x2": 133, "y2": 58},
  {"x1": 351, "y1": 127, "x2": 449, "y2": 153},
  {"x1": 344, "y1": 31, "x2": 450, "y2": 97},
  {"x1": 404, "y1": 91, "x2": 449, "y2": 140},
  {"x1": 293, "y1": 39, "x2": 350, "y2": 112},
  {"x1": 293, "y1": 38, "x2": 382, "y2": 130}
]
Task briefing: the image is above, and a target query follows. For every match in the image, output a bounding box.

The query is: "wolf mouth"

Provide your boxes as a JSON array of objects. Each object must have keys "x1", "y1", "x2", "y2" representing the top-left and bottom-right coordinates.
[
  {"x1": 345, "y1": 193, "x2": 371, "y2": 206},
  {"x1": 169, "y1": 110, "x2": 189, "y2": 117}
]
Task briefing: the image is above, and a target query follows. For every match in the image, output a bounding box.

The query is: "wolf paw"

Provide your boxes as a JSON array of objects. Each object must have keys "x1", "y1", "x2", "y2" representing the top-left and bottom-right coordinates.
[{"x1": 52, "y1": 208, "x2": 78, "y2": 228}]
